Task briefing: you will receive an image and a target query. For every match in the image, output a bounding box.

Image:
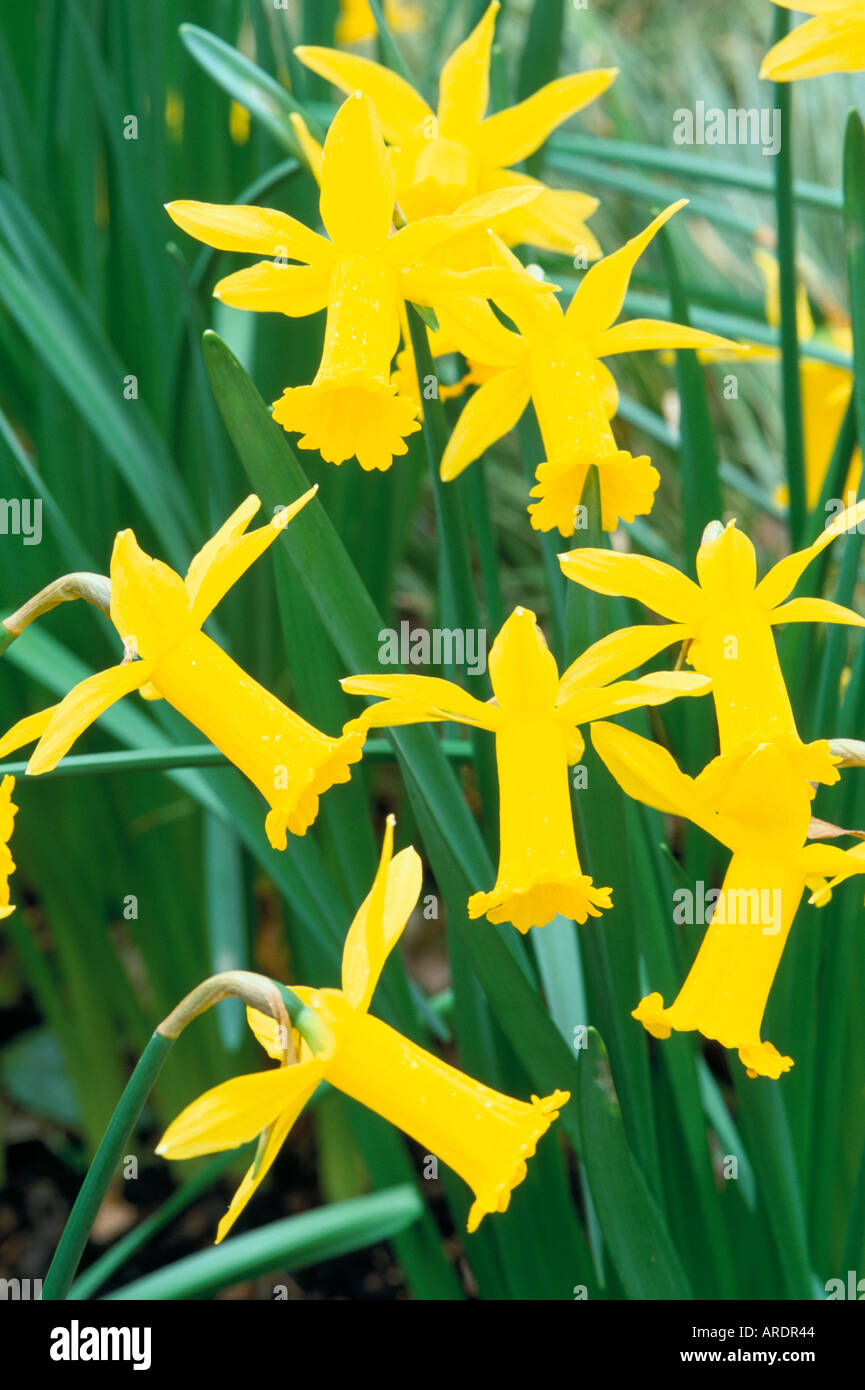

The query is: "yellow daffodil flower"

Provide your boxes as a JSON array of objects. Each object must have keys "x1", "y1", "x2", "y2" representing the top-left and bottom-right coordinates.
[
  {"x1": 560, "y1": 499, "x2": 865, "y2": 756},
  {"x1": 166, "y1": 93, "x2": 552, "y2": 473},
  {"x1": 342, "y1": 607, "x2": 710, "y2": 931},
  {"x1": 336, "y1": 0, "x2": 422, "y2": 46},
  {"x1": 158, "y1": 817, "x2": 569, "y2": 1240},
  {"x1": 0, "y1": 776, "x2": 18, "y2": 919},
  {"x1": 436, "y1": 202, "x2": 737, "y2": 535},
  {"x1": 591, "y1": 722, "x2": 865, "y2": 1078},
  {"x1": 0, "y1": 493, "x2": 363, "y2": 850},
  {"x1": 761, "y1": 0, "x2": 865, "y2": 82},
  {"x1": 296, "y1": 1, "x2": 616, "y2": 256}
]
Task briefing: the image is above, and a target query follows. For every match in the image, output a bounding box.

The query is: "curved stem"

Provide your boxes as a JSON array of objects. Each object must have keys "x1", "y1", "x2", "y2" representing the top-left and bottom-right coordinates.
[{"x1": 43, "y1": 1032, "x2": 172, "y2": 1300}]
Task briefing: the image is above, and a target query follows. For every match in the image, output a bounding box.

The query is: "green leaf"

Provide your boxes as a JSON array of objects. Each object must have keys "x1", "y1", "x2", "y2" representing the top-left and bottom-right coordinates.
[
  {"x1": 576, "y1": 1029, "x2": 692, "y2": 1299},
  {"x1": 106, "y1": 1186, "x2": 423, "y2": 1299},
  {"x1": 179, "y1": 24, "x2": 322, "y2": 156}
]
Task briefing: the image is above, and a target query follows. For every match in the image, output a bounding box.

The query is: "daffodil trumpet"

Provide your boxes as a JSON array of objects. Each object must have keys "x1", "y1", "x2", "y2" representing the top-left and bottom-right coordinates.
[
  {"x1": 296, "y1": 1, "x2": 616, "y2": 256},
  {"x1": 761, "y1": 0, "x2": 865, "y2": 82},
  {"x1": 560, "y1": 499, "x2": 865, "y2": 758},
  {"x1": 158, "y1": 818, "x2": 569, "y2": 1241},
  {"x1": 434, "y1": 202, "x2": 739, "y2": 535},
  {"x1": 342, "y1": 607, "x2": 710, "y2": 932},
  {"x1": 166, "y1": 92, "x2": 555, "y2": 473},
  {"x1": 591, "y1": 722, "x2": 865, "y2": 1079},
  {"x1": 0, "y1": 492, "x2": 363, "y2": 850}
]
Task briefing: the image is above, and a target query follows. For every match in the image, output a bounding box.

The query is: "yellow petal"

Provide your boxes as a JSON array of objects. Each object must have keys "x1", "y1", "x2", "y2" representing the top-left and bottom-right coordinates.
[
  {"x1": 319, "y1": 93, "x2": 395, "y2": 250},
  {"x1": 110, "y1": 530, "x2": 193, "y2": 659},
  {"x1": 28, "y1": 661, "x2": 155, "y2": 775},
  {"x1": 164, "y1": 200, "x2": 330, "y2": 264},
  {"x1": 289, "y1": 113, "x2": 324, "y2": 185},
  {"x1": 185, "y1": 489, "x2": 316, "y2": 628},
  {"x1": 213, "y1": 261, "x2": 331, "y2": 316},
  {"x1": 341, "y1": 674, "x2": 499, "y2": 731},
  {"x1": 485, "y1": 177, "x2": 602, "y2": 258},
  {"x1": 557, "y1": 623, "x2": 691, "y2": 701},
  {"x1": 437, "y1": 1, "x2": 498, "y2": 139},
  {"x1": 293, "y1": 46, "x2": 433, "y2": 143},
  {"x1": 0, "y1": 706, "x2": 58, "y2": 760},
  {"x1": 156, "y1": 1062, "x2": 321, "y2": 1161},
  {"x1": 216, "y1": 1100, "x2": 306, "y2": 1244},
  {"x1": 388, "y1": 185, "x2": 541, "y2": 268},
  {"x1": 760, "y1": 9, "x2": 865, "y2": 82},
  {"x1": 477, "y1": 67, "x2": 617, "y2": 167},
  {"x1": 769, "y1": 596, "x2": 865, "y2": 628},
  {"x1": 756, "y1": 498, "x2": 865, "y2": 608},
  {"x1": 594, "y1": 320, "x2": 742, "y2": 357},
  {"x1": 440, "y1": 368, "x2": 529, "y2": 481},
  {"x1": 556, "y1": 671, "x2": 710, "y2": 726},
  {"x1": 488, "y1": 607, "x2": 559, "y2": 714},
  {"x1": 590, "y1": 720, "x2": 709, "y2": 825},
  {"x1": 342, "y1": 832, "x2": 423, "y2": 1011},
  {"x1": 558, "y1": 546, "x2": 703, "y2": 622},
  {"x1": 565, "y1": 201, "x2": 687, "y2": 339}
]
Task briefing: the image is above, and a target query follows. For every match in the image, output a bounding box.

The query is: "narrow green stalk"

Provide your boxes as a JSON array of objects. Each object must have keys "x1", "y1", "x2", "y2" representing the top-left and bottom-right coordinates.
[
  {"x1": 0, "y1": 738, "x2": 475, "y2": 779},
  {"x1": 42, "y1": 1032, "x2": 172, "y2": 1300}
]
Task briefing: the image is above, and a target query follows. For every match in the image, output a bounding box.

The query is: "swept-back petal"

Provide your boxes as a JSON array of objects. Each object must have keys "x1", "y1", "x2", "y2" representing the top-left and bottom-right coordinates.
[
  {"x1": 558, "y1": 546, "x2": 703, "y2": 622},
  {"x1": 593, "y1": 320, "x2": 742, "y2": 357},
  {"x1": 342, "y1": 837, "x2": 423, "y2": 1011},
  {"x1": 484, "y1": 176, "x2": 602, "y2": 258},
  {"x1": 341, "y1": 674, "x2": 499, "y2": 731},
  {"x1": 319, "y1": 93, "x2": 395, "y2": 250},
  {"x1": 28, "y1": 661, "x2": 155, "y2": 775},
  {"x1": 215, "y1": 1094, "x2": 313, "y2": 1244},
  {"x1": 290, "y1": 113, "x2": 324, "y2": 185},
  {"x1": 565, "y1": 200, "x2": 687, "y2": 339},
  {"x1": 440, "y1": 369, "x2": 529, "y2": 481},
  {"x1": 756, "y1": 498, "x2": 865, "y2": 608},
  {"x1": 156, "y1": 1063, "x2": 321, "y2": 1161},
  {"x1": 488, "y1": 607, "x2": 559, "y2": 714},
  {"x1": 164, "y1": 200, "x2": 330, "y2": 264},
  {"x1": 387, "y1": 186, "x2": 540, "y2": 268},
  {"x1": 437, "y1": 2, "x2": 498, "y2": 139},
  {"x1": 213, "y1": 262, "x2": 331, "y2": 316},
  {"x1": 293, "y1": 47, "x2": 433, "y2": 143},
  {"x1": 110, "y1": 530, "x2": 192, "y2": 660},
  {"x1": 557, "y1": 623, "x2": 690, "y2": 701},
  {"x1": 760, "y1": 10, "x2": 865, "y2": 81},
  {"x1": 590, "y1": 720, "x2": 710, "y2": 826},
  {"x1": 477, "y1": 68, "x2": 618, "y2": 167},
  {"x1": 556, "y1": 671, "x2": 709, "y2": 726},
  {"x1": 185, "y1": 489, "x2": 316, "y2": 628},
  {"x1": 769, "y1": 596, "x2": 865, "y2": 628},
  {"x1": 0, "y1": 706, "x2": 58, "y2": 760}
]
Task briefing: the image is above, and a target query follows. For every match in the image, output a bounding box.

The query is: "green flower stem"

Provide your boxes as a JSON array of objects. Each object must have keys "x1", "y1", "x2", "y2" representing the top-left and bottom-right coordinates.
[
  {"x1": 771, "y1": 5, "x2": 807, "y2": 546},
  {"x1": 43, "y1": 972, "x2": 332, "y2": 1300},
  {"x1": 43, "y1": 1032, "x2": 172, "y2": 1300},
  {"x1": 0, "y1": 572, "x2": 111, "y2": 658}
]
